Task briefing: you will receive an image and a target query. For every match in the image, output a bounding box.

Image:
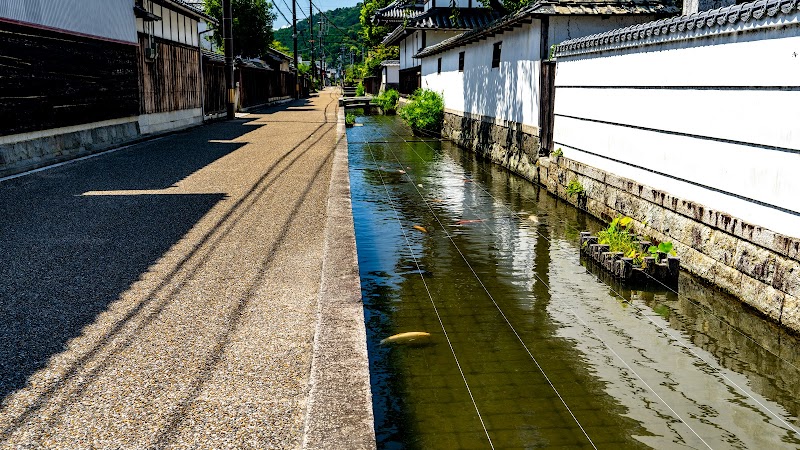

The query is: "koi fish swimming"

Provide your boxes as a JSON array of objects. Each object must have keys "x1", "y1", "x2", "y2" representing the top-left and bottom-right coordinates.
[
  {"x1": 380, "y1": 332, "x2": 432, "y2": 345},
  {"x1": 413, "y1": 225, "x2": 428, "y2": 233},
  {"x1": 455, "y1": 219, "x2": 484, "y2": 225}
]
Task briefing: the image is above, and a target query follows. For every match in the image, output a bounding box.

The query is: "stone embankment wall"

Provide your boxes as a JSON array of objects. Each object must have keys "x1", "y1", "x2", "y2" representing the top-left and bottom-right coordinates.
[
  {"x1": 442, "y1": 110, "x2": 540, "y2": 181},
  {"x1": 539, "y1": 156, "x2": 800, "y2": 332},
  {"x1": 548, "y1": 0, "x2": 800, "y2": 331},
  {"x1": 440, "y1": 0, "x2": 800, "y2": 332}
]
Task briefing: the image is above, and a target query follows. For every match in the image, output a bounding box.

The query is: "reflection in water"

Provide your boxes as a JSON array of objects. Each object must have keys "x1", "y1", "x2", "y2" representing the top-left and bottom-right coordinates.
[{"x1": 349, "y1": 115, "x2": 800, "y2": 449}]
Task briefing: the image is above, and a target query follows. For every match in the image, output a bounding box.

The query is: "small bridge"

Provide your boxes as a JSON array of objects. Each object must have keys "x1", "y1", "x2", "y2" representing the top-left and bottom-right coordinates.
[{"x1": 339, "y1": 96, "x2": 377, "y2": 108}]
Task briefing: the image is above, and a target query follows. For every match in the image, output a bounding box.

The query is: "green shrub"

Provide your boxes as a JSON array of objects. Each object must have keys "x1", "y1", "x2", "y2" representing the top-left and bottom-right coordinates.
[
  {"x1": 566, "y1": 178, "x2": 584, "y2": 197},
  {"x1": 597, "y1": 216, "x2": 639, "y2": 262},
  {"x1": 552, "y1": 147, "x2": 563, "y2": 158},
  {"x1": 375, "y1": 89, "x2": 400, "y2": 113},
  {"x1": 345, "y1": 113, "x2": 356, "y2": 126},
  {"x1": 399, "y1": 89, "x2": 444, "y2": 136},
  {"x1": 355, "y1": 82, "x2": 365, "y2": 97},
  {"x1": 593, "y1": 216, "x2": 676, "y2": 266}
]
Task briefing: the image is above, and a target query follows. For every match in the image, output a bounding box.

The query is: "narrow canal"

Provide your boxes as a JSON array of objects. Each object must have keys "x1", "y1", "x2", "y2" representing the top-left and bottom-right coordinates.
[{"x1": 348, "y1": 114, "x2": 800, "y2": 449}]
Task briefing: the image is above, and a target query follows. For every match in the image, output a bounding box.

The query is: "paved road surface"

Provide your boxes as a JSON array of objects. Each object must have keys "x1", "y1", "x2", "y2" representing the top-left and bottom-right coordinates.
[{"x1": 0, "y1": 90, "x2": 356, "y2": 448}]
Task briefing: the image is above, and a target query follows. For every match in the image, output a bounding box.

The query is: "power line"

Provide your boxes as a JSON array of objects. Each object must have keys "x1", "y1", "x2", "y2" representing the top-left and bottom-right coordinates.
[
  {"x1": 273, "y1": 3, "x2": 292, "y2": 29},
  {"x1": 309, "y1": 0, "x2": 351, "y2": 36}
]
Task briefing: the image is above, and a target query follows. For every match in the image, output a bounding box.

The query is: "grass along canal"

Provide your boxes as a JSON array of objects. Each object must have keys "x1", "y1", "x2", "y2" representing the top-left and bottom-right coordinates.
[{"x1": 347, "y1": 114, "x2": 800, "y2": 449}]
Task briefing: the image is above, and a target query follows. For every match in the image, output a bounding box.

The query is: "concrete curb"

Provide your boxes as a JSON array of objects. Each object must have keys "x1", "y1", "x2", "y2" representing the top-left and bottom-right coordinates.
[{"x1": 302, "y1": 105, "x2": 376, "y2": 449}]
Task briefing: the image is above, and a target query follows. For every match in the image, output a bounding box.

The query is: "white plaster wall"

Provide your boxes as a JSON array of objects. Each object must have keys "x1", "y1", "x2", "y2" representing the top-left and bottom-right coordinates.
[
  {"x1": 421, "y1": 21, "x2": 542, "y2": 127},
  {"x1": 136, "y1": 2, "x2": 199, "y2": 46},
  {"x1": 400, "y1": 30, "x2": 461, "y2": 70},
  {"x1": 384, "y1": 65, "x2": 400, "y2": 84},
  {"x1": 419, "y1": 17, "x2": 661, "y2": 128},
  {"x1": 0, "y1": 0, "x2": 136, "y2": 42},
  {"x1": 553, "y1": 23, "x2": 800, "y2": 238}
]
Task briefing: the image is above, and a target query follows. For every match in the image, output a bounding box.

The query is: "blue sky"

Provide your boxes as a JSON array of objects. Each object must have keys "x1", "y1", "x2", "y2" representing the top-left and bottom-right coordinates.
[{"x1": 272, "y1": 0, "x2": 361, "y2": 29}]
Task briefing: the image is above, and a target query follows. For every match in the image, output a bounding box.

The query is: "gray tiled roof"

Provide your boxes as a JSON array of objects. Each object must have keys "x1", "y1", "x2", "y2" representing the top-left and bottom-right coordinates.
[
  {"x1": 555, "y1": 0, "x2": 799, "y2": 57},
  {"x1": 415, "y1": 0, "x2": 677, "y2": 57},
  {"x1": 372, "y1": 1, "x2": 426, "y2": 24},
  {"x1": 381, "y1": 7, "x2": 503, "y2": 45}
]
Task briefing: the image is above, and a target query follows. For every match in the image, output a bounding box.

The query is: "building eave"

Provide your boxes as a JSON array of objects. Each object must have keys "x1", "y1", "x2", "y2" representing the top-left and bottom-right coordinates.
[
  {"x1": 415, "y1": 1, "x2": 678, "y2": 58},
  {"x1": 554, "y1": 0, "x2": 796, "y2": 58},
  {"x1": 152, "y1": 0, "x2": 219, "y2": 24}
]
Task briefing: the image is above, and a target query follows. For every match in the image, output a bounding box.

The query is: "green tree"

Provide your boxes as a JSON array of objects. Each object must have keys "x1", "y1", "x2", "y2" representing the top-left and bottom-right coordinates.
[
  {"x1": 362, "y1": 45, "x2": 398, "y2": 75},
  {"x1": 273, "y1": 6, "x2": 363, "y2": 67},
  {"x1": 359, "y1": 0, "x2": 393, "y2": 48},
  {"x1": 270, "y1": 39, "x2": 291, "y2": 54},
  {"x1": 204, "y1": 0, "x2": 277, "y2": 58}
]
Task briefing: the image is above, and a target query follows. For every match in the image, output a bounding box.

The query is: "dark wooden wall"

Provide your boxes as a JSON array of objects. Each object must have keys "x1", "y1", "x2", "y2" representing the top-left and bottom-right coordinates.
[
  {"x1": 0, "y1": 20, "x2": 139, "y2": 136},
  {"x1": 203, "y1": 59, "x2": 226, "y2": 115},
  {"x1": 137, "y1": 34, "x2": 201, "y2": 114},
  {"x1": 203, "y1": 55, "x2": 301, "y2": 114},
  {"x1": 399, "y1": 66, "x2": 421, "y2": 96},
  {"x1": 238, "y1": 67, "x2": 271, "y2": 108}
]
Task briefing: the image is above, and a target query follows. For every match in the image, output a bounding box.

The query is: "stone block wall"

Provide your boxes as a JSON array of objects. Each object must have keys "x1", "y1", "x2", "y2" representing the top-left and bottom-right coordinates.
[
  {"x1": 442, "y1": 111, "x2": 540, "y2": 182},
  {"x1": 0, "y1": 120, "x2": 140, "y2": 178},
  {"x1": 538, "y1": 156, "x2": 800, "y2": 333},
  {"x1": 441, "y1": 111, "x2": 800, "y2": 334}
]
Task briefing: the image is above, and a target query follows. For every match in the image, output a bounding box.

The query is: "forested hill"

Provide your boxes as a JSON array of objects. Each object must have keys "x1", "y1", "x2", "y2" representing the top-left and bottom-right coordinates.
[{"x1": 273, "y1": 4, "x2": 363, "y2": 64}]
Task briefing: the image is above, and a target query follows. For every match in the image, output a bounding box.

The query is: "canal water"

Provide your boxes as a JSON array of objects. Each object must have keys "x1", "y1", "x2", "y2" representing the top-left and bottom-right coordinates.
[{"x1": 347, "y1": 114, "x2": 800, "y2": 449}]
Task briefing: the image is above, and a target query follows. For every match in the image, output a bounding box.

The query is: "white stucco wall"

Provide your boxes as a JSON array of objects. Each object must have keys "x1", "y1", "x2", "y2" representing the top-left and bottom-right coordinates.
[
  {"x1": 552, "y1": 13, "x2": 800, "y2": 238},
  {"x1": 419, "y1": 15, "x2": 663, "y2": 129},
  {"x1": 383, "y1": 65, "x2": 400, "y2": 84},
  {"x1": 0, "y1": 0, "x2": 136, "y2": 42},
  {"x1": 421, "y1": 21, "x2": 542, "y2": 127},
  {"x1": 136, "y1": 2, "x2": 200, "y2": 46},
  {"x1": 400, "y1": 29, "x2": 461, "y2": 70}
]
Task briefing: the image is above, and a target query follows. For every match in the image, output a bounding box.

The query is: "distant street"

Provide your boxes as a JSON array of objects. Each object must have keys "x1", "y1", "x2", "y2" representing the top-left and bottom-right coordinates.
[{"x1": 0, "y1": 91, "x2": 338, "y2": 448}]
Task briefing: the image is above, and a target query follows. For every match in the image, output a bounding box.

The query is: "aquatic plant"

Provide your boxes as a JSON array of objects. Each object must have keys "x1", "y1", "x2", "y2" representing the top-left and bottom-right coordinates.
[
  {"x1": 375, "y1": 89, "x2": 400, "y2": 114},
  {"x1": 648, "y1": 241, "x2": 676, "y2": 258},
  {"x1": 345, "y1": 113, "x2": 356, "y2": 127},
  {"x1": 399, "y1": 89, "x2": 444, "y2": 136},
  {"x1": 566, "y1": 178, "x2": 584, "y2": 197},
  {"x1": 593, "y1": 216, "x2": 676, "y2": 267},
  {"x1": 596, "y1": 216, "x2": 642, "y2": 263}
]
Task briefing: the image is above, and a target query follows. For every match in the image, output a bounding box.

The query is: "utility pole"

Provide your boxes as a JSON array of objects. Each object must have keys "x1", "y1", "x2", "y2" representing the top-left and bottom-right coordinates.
[
  {"x1": 318, "y1": 17, "x2": 324, "y2": 87},
  {"x1": 292, "y1": 0, "x2": 299, "y2": 98},
  {"x1": 223, "y1": 0, "x2": 235, "y2": 119},
  {"x1": 309, "y1": 0, "x2": 314, "y2": 86}
]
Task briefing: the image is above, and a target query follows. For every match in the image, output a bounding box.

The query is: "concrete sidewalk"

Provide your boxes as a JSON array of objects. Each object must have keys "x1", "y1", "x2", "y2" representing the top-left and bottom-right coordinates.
[{"x1": 0, "y1": 90, "x2": 374, "y2": 449}]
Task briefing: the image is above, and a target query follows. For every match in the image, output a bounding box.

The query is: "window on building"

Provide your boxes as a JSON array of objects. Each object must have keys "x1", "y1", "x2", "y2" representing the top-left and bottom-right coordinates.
[
  {"x1": 458, "y1": 51, "x2": 465, "y2": 72},
  {"x1": 421, "y1": 31, "x2": 427, "y2": 50},
  {"x1": 492, "y1": 42, "x2": 502, "y2": 68},
  {"x1": 437, "y1": 57, "x2": 442, "y2": 74}
]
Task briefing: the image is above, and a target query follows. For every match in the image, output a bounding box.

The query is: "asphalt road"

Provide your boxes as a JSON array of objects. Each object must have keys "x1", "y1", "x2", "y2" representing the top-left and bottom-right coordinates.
[{"x1": 0, "y1": 91, "x2": 344, "y2": 448}]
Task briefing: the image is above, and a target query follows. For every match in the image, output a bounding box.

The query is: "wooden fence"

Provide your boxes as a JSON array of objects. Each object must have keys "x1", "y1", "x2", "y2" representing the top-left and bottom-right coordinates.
[
  {"x1": 203, "y1": 60, "x2": 227, "y2": 116},
  {"x1": 0, "y1": 20, "x2": 139, "y2": 136},
  {"x1": 137, "y1": 35, "x2": 202, "y2": 114},
  {"x1": 203, "y1": 54, "x2": 307, "y2": 115}
]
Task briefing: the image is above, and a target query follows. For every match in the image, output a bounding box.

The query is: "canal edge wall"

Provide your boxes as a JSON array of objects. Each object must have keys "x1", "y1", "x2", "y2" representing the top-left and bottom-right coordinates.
[
  {"x1": 442, "y1": 109, "x2": 540, "y2": 181},
  {"x1": 441, "y1": 110, "x2": 800, "y2": 333},
  {"x1": 539, "y1": 156, "x2": 800, "y2": 333},
  {"x1": 302, "y1": 104, "x2": 377, "y2": 449}
]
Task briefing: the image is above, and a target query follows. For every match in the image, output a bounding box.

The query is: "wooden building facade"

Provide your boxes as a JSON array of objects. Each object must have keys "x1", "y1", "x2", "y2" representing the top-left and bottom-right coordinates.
[
  {"x1": 0, "y1": 0, "x2": 142, "y2": 176},
  {"x1": 134, "y1": 0, "x2": 215, "y2": 134}
]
